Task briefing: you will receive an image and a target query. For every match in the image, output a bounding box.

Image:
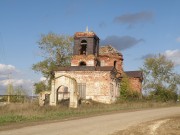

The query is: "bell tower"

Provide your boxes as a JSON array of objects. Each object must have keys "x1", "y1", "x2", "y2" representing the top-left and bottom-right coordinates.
[{"x1": 71, "y1": 29, "x2": 100, "y2": 66}]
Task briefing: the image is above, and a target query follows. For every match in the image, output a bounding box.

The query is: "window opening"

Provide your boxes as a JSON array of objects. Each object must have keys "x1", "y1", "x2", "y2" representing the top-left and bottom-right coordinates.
[
  {"x1": 79, "y1": 61, "x2": 86, "y2": 66},
  {"x1": 114, "y1": 61, "x2": 117, "y2": 68},
  {"x1": 78, "y1": 83, "x2": 86, "y2": 99},
  {"x1": 80, "y1": 40, "x2": 87, "y2": 55}
]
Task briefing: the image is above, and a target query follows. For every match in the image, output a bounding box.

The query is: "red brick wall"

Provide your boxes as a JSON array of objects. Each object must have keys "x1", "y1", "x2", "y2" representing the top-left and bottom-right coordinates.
[
  {"x1": 55, "y1": 71, "x2": 119, "y2": 103},
  {"x1": 99, "y1": 55, "x2": 123, "y2": 74},
  {"x1": 71, "y1": 55, "x2": 97, "y2": 66},
  {"x1": 128, "y1": 77, "x2": 142, "y2": 93}
]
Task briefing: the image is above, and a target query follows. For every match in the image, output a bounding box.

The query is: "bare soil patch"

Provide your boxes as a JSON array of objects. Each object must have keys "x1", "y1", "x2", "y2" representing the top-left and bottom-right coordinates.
[{"x1": 113, "y1": 115, "x2": 180, "y2": 135}]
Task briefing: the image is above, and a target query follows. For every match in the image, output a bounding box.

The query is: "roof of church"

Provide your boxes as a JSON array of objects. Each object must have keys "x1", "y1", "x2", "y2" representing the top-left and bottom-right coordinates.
[
  {"x1": 99, "y1": 45, "x2": 122, "y2": 56},
  {"x1": 74, "y1": 31, "x2": 99, "y2": 39},
  {"x1": 125, "y1": 71, "x2": 143, "y2": 80},
  {"x1": 54, "y1": 66, "x2": 115, "y2": 71}
]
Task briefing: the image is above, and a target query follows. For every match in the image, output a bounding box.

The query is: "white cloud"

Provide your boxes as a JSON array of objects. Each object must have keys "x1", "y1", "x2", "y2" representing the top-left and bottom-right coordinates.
[
  {"x1": 40, "y1": 77, "x2": 46, "y2": 81},
  {"x1": 164, "y1": 49, "x2": 180, "y2": 66},
  {"x1": 39, "y1": 76, "x2": 48, "y2": 86},
  {"x1": 0, "y1": 64, "x2": 17, "y2": 75},
  {"x1": 0, "y1": 79, "x2": 31, "y2": 86},
  {"x1": 0, "y1": 63, "x2": 34, "y2": 95},
  {"x1": 0, "y1": 79, "x2": 34, "y2": 95},
  {"x1": 176, "y1": 37, "x2": 180, "y2": 42}
]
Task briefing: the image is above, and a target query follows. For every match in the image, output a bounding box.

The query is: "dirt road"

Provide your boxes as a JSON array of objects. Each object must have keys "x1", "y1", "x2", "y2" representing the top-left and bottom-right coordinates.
[
  {"x1": 113, "y1": 115, "x2": 180, "y2": 135},
  {"x1": 1, "y1": 106, "x2": 180, "y2": 135}
]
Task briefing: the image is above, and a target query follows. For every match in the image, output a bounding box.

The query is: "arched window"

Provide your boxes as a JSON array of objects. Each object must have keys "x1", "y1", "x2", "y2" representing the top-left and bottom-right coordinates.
[
  {"x1": 79, "y1": 61, "x2": 86, "y2": 66},
  {"x1": 80, "y1": 40, "x2": 87, "y2": 55},
  {"x1": 57, "y1": 85, "x2": 69, "y2": 102}
]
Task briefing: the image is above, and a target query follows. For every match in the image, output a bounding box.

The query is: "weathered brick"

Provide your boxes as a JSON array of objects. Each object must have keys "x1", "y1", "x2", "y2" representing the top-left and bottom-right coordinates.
[{"x1": 47, "y1": 31, "x2": 143, "y2": 106}]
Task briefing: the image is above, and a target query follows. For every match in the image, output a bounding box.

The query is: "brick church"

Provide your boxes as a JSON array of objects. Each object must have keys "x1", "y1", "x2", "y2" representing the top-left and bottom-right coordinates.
[{"x1": 48, "y1": 30, "x2": 143, "y2": 106}]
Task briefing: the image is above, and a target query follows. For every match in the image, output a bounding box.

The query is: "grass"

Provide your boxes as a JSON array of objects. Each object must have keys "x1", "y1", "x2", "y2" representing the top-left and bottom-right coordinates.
[{"x1": 0, "y1": 100, "x2": 179, "y2": 126}]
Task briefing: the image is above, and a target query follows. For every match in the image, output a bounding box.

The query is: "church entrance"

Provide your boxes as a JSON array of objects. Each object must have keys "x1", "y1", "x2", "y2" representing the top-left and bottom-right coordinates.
[
  {"x1": 57, "y1": 85, "x2": 70, "y2": 106},
  {"x1": 50, "y1": 75, "x2": 79, "y2": 108}
]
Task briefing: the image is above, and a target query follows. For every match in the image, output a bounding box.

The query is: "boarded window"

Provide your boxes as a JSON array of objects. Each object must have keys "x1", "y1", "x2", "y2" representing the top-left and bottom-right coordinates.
[
  {"x1": 110, "y1": 83, "x2": 114, "y2": 97},
  {"x1": 101, "y1": 60, "x2": 105, "y2": 66},
  {"x1": 78, "y1": 83, "x2": 86, "y2": 99}
]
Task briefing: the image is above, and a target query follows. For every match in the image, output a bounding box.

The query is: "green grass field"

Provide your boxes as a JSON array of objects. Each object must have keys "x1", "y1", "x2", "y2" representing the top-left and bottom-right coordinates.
[{"x1": 0, "y1": 100, "x2": 179, "y2": 126}]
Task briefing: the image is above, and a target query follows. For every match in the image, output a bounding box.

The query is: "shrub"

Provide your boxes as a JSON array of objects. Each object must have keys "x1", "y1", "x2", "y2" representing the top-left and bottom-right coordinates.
[
  {"x1": 148, "y1": 85, "x2": 177, "y2": 102},
  {"x1": 120, "y1": 73, "x2": 141, "y2": 101}
]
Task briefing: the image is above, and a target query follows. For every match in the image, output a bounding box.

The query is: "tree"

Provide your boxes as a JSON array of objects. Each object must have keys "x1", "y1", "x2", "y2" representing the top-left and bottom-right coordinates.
[
  {"x1": 11, "y1": 86, "x2": 27, "y2": 102},
  {"x1": 120, "y1": 73, "x2": 131, "y2": 100},
  {"x1": 34, "y1": 81, "x2": 48, "y2": 94},
  {"x1": 120, "y1": 73, "x2": 140, "y2": 100},
  {"x1": 141, "y1": 54, "x2": 180, "y2": 101},
  {"x1": 32, "y1": 33, "x2": 73, "y2": 93},
  {"x1": 5, "y1": 85, "x2": 27, "y2": 102}
]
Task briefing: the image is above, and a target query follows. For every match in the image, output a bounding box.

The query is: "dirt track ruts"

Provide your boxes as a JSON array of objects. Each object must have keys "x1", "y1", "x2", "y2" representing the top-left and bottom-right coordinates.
[{"x1": 1, "y1": 106, "x2": 180, "y2": 135}]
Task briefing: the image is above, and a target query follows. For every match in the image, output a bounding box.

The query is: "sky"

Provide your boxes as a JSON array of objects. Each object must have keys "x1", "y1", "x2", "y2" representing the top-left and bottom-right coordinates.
[{"x1": 0, "y1": 0, "x2": 180, "y2": 95}]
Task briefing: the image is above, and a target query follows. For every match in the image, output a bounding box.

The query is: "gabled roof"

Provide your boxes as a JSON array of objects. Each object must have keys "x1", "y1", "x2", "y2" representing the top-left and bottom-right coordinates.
[{"x1": 125, "y1": 71, "x2": 143, "y2": 81}]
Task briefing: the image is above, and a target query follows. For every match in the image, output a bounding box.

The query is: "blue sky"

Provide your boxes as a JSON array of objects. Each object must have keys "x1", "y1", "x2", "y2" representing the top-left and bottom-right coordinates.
[{"x1": 0, "y1": 0, "x2": 180, "y2": 94}]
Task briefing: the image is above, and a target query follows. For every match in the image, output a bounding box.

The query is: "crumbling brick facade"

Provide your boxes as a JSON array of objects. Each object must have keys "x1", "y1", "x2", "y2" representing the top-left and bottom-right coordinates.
[
  {"x1": 125, "y1": 71, "x2": 143, "y2": 93},
  {"x1": 53, "y1": 69, "x2": 119, "y2": 103},
  {"x1": 99, "y1": 46, "x2": 124, "y2": 74},
  {"x1": 49, "y1": 30, "x2": 143, "y2": 106},
  {"x1": 71, "y1": 55, "x2": 97, "y2": 66}
]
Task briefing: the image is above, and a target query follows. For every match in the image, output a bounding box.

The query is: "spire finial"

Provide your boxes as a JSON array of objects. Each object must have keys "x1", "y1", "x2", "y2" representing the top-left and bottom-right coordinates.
[{"x1": 86, "y1": 26, "x2": 88, "y2": 32}]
